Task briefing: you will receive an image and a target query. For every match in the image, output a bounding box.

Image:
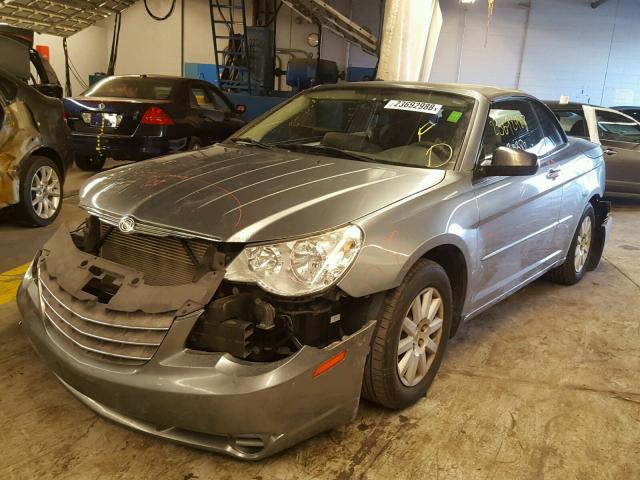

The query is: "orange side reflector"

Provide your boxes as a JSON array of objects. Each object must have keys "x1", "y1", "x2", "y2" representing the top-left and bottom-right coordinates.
[{"x1": 312, "y1": 350, "x2": 346, "y2": 378}]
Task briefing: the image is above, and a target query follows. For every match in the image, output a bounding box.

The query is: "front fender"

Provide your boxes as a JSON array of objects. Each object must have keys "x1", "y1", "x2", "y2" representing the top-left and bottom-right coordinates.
[{"x1": 337, "y1": 174, "x2": 477, "y2": 300}]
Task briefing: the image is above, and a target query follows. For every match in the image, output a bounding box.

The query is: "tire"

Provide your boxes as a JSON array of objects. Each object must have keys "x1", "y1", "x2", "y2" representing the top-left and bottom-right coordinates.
[
  {"x1": 362, "y1": 259, "x2": 453, "y2": 409},
  {"x1": 547, "y1": 203, "x2": 595, "y2": 285},
  {"x1": 75, "y1": 155, "x2": 105, "y2": 171},
  {"x1": 188, "y1": 137, "x2": 202, "y2": 150},
  {"x1": 13, "y1": 155, "x2": 63, "y2": 227}
]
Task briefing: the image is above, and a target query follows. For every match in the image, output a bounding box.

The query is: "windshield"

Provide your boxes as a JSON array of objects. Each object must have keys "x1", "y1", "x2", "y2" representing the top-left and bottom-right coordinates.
[
  {"x1": 233, "y1": 88, "x2": 476, "y2": 169},
  {"x1": 81, "y1": 77, "x2": 177, "y2": 100}
]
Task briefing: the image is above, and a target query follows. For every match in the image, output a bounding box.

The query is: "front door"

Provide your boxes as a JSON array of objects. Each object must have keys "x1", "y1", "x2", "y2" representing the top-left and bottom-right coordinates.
[
  {"x1": 189, "y1": 83, "x2": 226, "y2": 145},
  {"x1": 592, "y1": 107, "x2": 640, "y2": 195},
  {"x1": 470, "y1": 98, "x2": 565, "y2": 311},
  {"x1": 203, "y1": 85, "x2": 245, "y2": 140}
]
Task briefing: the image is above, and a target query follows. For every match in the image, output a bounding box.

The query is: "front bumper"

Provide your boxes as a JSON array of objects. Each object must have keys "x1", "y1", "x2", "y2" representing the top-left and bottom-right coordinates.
[{"x1": 17, "y1": 227, "x2": 374, "y2": 460}]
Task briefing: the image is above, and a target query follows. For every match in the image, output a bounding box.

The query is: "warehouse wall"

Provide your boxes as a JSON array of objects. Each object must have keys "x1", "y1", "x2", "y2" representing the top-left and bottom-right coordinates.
[
  {"x1": 103, "y1": 0, "x2": 182, "y2": 76},
  {"x1": 33, "y1": 25, "x2": 108, "y2": 95},
  {"x1": 30, "y1": 0, "x2": 379, "y2": 94},
  {"x1": 104, "y1": 0, "x2": 379, "y2": 84},
  {"x1": 431, "y1": 0, "x2": 640, "y2": 106}
]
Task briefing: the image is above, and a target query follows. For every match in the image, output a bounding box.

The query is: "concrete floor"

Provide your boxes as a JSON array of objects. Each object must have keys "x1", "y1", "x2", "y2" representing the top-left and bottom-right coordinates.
[{"x1": 1, "y1": 166, "x2": 638, "y2": 479}]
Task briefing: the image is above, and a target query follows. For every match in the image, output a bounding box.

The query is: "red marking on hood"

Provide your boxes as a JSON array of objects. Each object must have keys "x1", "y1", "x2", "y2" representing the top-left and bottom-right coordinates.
[{"x1": 143, "y1": 174, "x2": 190, "y2": 188}]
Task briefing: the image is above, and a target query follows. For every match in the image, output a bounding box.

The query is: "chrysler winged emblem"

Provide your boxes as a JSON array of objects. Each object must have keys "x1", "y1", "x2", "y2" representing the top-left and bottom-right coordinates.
[{"x1": 118, "y1": 216, "x2": 135, "y2": 233}]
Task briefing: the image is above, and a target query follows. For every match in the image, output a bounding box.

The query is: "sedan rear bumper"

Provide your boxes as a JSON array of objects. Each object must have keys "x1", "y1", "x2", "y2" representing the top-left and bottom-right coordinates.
[
  {"x1": 71, "y1": 132, "x2": 188, "y2": 161},
  {"x1": 17, "y1": 234, "x2": 374, "y2": 459}
]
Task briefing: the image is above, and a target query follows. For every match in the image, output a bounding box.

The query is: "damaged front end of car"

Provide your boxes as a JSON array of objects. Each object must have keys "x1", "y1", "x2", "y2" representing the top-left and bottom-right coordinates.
[{"x1": 17, "y1": 214, "x2": 376, "y2": 459}]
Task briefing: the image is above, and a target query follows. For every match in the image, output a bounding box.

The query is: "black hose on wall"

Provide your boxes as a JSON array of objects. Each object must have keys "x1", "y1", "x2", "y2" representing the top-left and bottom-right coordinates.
[{"x1": 144, "y1": 0, "x2": 177, "y2": 21}]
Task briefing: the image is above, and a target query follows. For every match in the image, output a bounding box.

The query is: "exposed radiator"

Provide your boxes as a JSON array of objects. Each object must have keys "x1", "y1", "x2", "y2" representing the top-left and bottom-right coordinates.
[{"x1": 99, "y1": 224, "x2": 212, "y2": 286}]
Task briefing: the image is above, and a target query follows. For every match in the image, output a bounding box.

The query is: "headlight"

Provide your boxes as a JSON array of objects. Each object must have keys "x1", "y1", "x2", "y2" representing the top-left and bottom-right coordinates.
[{"x1": 225, "y1": 225, "x2": 363, "y2": 296}]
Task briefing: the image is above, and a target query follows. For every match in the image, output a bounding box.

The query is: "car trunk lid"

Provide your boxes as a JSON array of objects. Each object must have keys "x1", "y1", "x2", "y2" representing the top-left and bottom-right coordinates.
[{"x1": 64, "y1": 97, "x2": 172, "y2": 135}]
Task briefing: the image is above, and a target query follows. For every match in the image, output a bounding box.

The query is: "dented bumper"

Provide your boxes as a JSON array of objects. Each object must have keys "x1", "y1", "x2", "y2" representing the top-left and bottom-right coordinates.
[{"x1": 17, "y1": 226, "x2": 374, "y2": 460}]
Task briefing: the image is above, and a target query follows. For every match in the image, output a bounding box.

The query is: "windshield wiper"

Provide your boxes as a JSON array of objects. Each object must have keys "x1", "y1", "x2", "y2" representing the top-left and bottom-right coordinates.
[
  {"x1": 230, "y1": 137, "x2": 280, "y2": 150},
  {"x1": 284, "y1": 143, "x2": 377, "y2": 162}
]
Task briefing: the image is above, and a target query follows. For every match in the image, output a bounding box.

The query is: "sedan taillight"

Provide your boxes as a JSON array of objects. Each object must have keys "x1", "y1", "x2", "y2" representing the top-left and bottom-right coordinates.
[{"x1": 140, "y1": 106, "x2": 174, "y2": 125}]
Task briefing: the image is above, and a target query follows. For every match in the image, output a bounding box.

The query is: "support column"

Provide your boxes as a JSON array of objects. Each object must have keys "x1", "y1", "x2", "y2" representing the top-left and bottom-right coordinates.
[{"x1": 377, "y1": 0, "x2": 442, "y2": 82}]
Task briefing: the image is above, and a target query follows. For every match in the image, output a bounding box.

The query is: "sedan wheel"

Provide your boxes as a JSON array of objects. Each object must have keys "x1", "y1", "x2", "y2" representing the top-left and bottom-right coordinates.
[
  {"x1": 30, "y1": 165, "x2": 61, "y2": 220},
  {"x1": 397, "y1": 287, "x2": 444, "y2": 387},
  {"x1": 14, "y1": 155, "x2": 64, "y2": 227},
  {"x1": 574, "y1": 215, "x2": 592, "y2": 273},
  {"x1": 362, "y1": 259, "x2": 453, "y2": 409},
  {"x1": 546, "y1": 203, "x2": 595, "y2": 285}
]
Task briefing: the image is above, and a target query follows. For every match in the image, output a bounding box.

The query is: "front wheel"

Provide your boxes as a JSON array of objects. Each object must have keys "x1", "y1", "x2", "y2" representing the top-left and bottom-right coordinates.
[
  {"x1": 547, "y1": 203, "x2": 595, "y2": 285},
  {"x1": 362, "y1": 259, "x2": 452, "y2": 409}
]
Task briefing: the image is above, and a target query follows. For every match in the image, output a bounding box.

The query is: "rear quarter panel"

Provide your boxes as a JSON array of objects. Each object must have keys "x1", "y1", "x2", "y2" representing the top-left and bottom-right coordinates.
[
  {"x1": 554, "y1": 138, "x2": 605, "y2": 257},
  {"x1": 22, "y1": 85, "x2": 73, "y2": 174}
]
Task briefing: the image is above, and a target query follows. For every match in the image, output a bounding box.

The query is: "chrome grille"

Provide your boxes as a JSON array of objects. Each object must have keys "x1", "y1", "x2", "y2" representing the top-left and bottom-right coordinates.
[
  {"x1": 99, "y1": 224, "x2": 211, "y2": 286},
  {"x1": 39, "y1": 271, "x2": 174, "y2": 365}
]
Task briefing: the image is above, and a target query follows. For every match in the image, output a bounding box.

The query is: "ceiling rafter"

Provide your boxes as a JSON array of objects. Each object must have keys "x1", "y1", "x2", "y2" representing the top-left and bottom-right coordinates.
[{"x1": 0, "y1": 0, "x2": 137, "y2": 37}]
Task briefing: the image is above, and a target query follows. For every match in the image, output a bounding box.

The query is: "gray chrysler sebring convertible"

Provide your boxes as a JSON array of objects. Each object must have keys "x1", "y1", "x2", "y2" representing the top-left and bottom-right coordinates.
[{"x1": 17, "y1": 82, "x2": 611, "y2": 459}]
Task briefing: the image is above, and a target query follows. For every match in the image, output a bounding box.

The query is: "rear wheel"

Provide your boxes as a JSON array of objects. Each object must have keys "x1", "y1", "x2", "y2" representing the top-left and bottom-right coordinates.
[
  {"x1": 547, "y1": 203, "x2": 595, "y2": 285},
  {"x1": 14, "y1": 156, "x2": 63, "y2": 227},
  {"x1": 188, "y1": 137, "x2": 202, "y2": 150},
  {"x1": 75, "y1": 155, "x2": 105, "y2": 171},
  {"x1": 362, "y1": 259, "x2": 452, "y2": 409}
]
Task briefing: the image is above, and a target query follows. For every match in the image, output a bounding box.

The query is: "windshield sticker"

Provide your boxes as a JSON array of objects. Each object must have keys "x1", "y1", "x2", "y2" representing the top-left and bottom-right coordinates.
[
  {"x1": 385, "y1": 100, "x2": 443, "y2": 114},
  {"x1": 447, "y1": 111, "x2": 463, "y2": 123}
]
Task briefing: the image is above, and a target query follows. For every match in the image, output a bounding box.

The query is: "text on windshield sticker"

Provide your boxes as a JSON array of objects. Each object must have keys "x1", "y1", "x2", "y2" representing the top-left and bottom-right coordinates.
[{"x1": 384, "y1": 100, "x2": 443, "y2": 114}]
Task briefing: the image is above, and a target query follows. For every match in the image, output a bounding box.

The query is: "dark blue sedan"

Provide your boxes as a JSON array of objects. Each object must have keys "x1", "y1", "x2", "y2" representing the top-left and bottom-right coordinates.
[{"x1": 64, "y1": 75, "x2": 246, "y2": 171}]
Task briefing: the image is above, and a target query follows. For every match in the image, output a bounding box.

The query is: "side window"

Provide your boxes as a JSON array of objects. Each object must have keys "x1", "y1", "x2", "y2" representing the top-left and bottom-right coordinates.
[
  {"x1": 553, "y1": 110, "x2": 587, "y2": 137},
  {"x1": 205, "y1": 87, "x2": 231, "y2": 113},
  {"x1": 625, "y1": 109, "x2": 640, "y2": 121},
  {"x1": 190, "y1": 86, "x2": 215, "y2": 108},
  {"x1": 480, "y1": 99, "x2": 547, "y2": 165},
  {"x1": 531, "y1": 102, "x2": 565, "y2": 149},
  {"x1": 595, "y1": 109, "x2": 640, "y2": 143}
]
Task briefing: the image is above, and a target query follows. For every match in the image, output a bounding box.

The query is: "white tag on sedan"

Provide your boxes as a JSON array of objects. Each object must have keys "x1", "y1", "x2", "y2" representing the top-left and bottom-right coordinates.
[{"x1": 384, "y1": 100, "x2": 443, "y2": 114}]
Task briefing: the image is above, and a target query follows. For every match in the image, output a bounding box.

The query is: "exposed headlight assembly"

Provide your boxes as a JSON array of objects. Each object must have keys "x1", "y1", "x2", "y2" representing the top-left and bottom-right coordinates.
[{"x1": 225, "y1": 225, "x2": 363, "y2": 296}]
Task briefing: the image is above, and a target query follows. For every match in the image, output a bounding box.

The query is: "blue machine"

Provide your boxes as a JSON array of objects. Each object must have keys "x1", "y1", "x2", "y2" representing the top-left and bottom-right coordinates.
[{"x1": 286, "y1": 58, "x2": 339, "y2": 91}]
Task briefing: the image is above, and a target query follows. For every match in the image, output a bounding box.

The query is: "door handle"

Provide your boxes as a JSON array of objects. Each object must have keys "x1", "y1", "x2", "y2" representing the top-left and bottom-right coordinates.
[
  {"x1": 603, "y1": 148, "x2": 617, "y2": 155},
  {"x1": 546, "y1": 168, "x2": 561, "y2": 180}
]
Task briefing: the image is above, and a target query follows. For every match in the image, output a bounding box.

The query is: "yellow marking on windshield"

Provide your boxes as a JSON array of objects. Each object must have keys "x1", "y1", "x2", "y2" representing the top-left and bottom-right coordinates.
[
  {"x1": 417, "y1": 123, "x2": 436, "y2": 142},
  {"x1": 425, "y1": 143, "x2": 453, "y2": 168}
]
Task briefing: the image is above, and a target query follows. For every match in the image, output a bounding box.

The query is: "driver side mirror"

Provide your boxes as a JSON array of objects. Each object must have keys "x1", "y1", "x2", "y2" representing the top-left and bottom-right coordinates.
[{"x1": 480, "y1": 147, "x2": 538, "y2": 177}]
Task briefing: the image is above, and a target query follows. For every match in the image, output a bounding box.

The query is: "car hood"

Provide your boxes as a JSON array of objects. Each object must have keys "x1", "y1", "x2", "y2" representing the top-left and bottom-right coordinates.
[{"x1": 79, "y1": 145, "x2": 446, "y2": 243}]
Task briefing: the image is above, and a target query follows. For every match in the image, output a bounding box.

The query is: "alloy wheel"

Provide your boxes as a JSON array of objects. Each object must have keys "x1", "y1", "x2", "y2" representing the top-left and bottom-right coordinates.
[
  {"x1": 30, "y1": 165, "x2": 61, "y2": 220},
  {"x1": 397, "y1": 287, "x2": 445, "y2": 387},
  {"x1": 574, "y1": 215, "x2": 592, "y2": 273}
]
